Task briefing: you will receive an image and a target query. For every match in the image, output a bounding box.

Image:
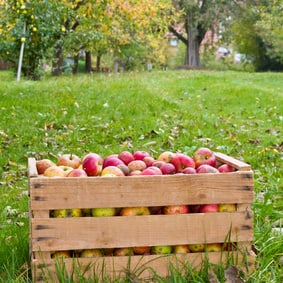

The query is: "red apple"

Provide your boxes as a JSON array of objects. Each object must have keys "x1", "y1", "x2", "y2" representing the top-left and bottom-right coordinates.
[
  {"x1": 223, "y1": 242, "x2": 236, "y2": 251},
  {"x1": 157, "y1": 151, "x2": 176, "y2": 163},
  {"x1": 196, "y1": 164, "x2": 219, "y2": 174},
  {"x1": 101, "y1": 166, "x2": 125, "y2": 177},
  {"x1": 118, "y1": 151, "x2": 134, "y2": 165},
  {"x1": 181, "y1": 167, "x2": 197, "y2": 174},
  {"x1": 200, "y1": 204, "x2": 219, "y2": 213},
  {"x1": 171, "y1": 153, "x2": 195, "y2": 172},
  {"x1": 163, "y1": 205, "x2": 190, "y2": 214},
  {"x1": 149, "y1": 206, "x2": 163, "y2": 215},
  {"x1": 129, "y1": 170, "x2": 142, "y2": 176},
  {"x1": 190, "y1": 204, "x2": 201, "y2": 213},
  {"x1": 117, "y1": 164, "x2": 130, "y2": 176},
  {"x1": 173, "y1": 245, "x2": 190, "y2": 254},
  {"x1": 193, "y1": 147, "x2": 216, "y2": 168},
  {"x1": 66, "y1": 168, "x2": 88, "y2": 177},
  {"x1": 128, "y1": 160, "x2": 147, "y2": 172},
  {"x1": 113, "y1": 247, "x2": 134, "y2": 256},
  {"x1": 36, "y1": 159, "x2": 56, "y2": 174},
  {"x1": 218, "y1": 164, "x2": 236, "y2": 173},
  {"x1": 133, "y1": 246, "x2": 151, "y2": 255},
  {"x1": 151, "y1": 245, "x2": 172, "y2": 255},
  {"x1": 188, "y1": 243, "x2": 205, "y2": 253},
  {"x1": 141, "y1": 166, "x2": 162, "y2": 175},
  {"x1": 120, "y1": 207, "x2": 150, "y2": 216},
  {"x1": 133, "y1": 150, "x2": 150, "y2": 160},
  {"x1": 152, "y1": 160, "x2": 165, "y2": 169},
  {"x1": 159, "y1": 162, "x2": 176, "y2": 175},
  {"x1": 143, "y1": 156, "x2": 155, "y2": 167},
  {"x1": 205, "y1": 243, "x2": 222, "y2": 252},
  {"x1": 103, "y1": 156, "x2": 125, "y2": 168},
  {"x1": 82, "y1": 153, "x2": 103, "y2": 176},
  {"x1": 57, "y1": 153, "x2": 81, "y2": 169},
  {"x1": 103, "y1": 248, "x2": 115, "y2": 256},
  {"x1": 218, "y1": 203, "x2": 236, "y2": 212}
]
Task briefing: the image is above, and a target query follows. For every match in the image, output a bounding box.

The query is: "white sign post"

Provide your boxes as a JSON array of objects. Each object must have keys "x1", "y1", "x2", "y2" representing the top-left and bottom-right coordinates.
[{"x1": 17, "y1": 22, "x2": 26, "y2": 82}]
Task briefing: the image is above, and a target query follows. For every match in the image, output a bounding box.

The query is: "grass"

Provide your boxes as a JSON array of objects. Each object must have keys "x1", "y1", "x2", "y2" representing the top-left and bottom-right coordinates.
[{"x1": 0, "y1": 69, "x2": 283, "y2": 282}]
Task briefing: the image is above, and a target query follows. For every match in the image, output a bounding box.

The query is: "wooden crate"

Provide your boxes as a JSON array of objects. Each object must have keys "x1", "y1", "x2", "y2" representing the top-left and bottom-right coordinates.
[{"x1": 28, "y1": 152, "x2": 255, "y2": 282}]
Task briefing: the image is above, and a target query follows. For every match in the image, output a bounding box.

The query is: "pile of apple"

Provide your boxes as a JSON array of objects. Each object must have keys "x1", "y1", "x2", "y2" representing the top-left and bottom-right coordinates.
[
  {"x1": 37, "y1": 147, "x2": 236, "y2": 178},
  {"x1": 51, "y1": 241, "x2": 237, "y2": 259},
  {"x1": 36, "y1": 147, "x2": 238, "y2": 257},
  {"x1": 36, "y1": 147, "x2": 238, "y2": 218}
]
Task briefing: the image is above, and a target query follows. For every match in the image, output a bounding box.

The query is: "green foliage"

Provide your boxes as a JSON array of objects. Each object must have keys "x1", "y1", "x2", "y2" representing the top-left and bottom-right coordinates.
[
  {"x1": 0, "y1": 70, "x2": 283, "y2": 282},
  {"x1": 230, "y1": 1, "x2": 283, "y2": 71},
  {"x1": 257, "y1": 0, "x2": 283, "y2": 62}
]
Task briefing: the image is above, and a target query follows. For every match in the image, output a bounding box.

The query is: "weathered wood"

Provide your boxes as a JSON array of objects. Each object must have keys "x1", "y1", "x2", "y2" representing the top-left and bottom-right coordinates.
[
  {"x1": 32, "y1": 251, "x2": 255, "y2": 283},
  {"x1": 31, "y1": 212, "x2": 253, "y2": 252},
  {"x1": 28, "y1": 152, "x2": 255, "y2": 282},
  {"x1": 214, "y1": 152, "x2": 251, "y2": 171},
  {"x1": 29, "y1": 172, "x2": 254, "y2": 210}
]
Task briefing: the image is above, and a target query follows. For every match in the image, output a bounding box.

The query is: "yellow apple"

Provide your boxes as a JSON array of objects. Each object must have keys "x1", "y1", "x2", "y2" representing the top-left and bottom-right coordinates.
[
  {"x1": 157, "y1": 151, "x2": 176, "y2": 163},
  {"x1": 43, "y1": 165, "x2": 66, "y2": 177},
  {"x1": 188, "y1": 243, "x2": 205, "y2": 253},
  {"x1": 53, "y1": 209, "x2": 67, "y2": 218},
  {"x1": 52, "y1": 251, "x2": 72, "y2": 258},
  {"x1": 120, "y1": 206, "x2": 150, "y2": 216},
  {"x1": 80, "y1": 249, "x2": 103, "y2": 257},
  {"x1": 205, "y1": 243, "x2": 222, "y2": 252},
  {"x1": 219, "y1": 204, "x2": 236, "y2": 212},
  {"x1": 173, "y1": 245, "x2": 190, "y2": 254}
]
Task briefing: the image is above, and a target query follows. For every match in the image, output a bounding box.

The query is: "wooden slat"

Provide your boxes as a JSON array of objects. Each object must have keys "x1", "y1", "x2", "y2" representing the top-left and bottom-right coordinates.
[
  {"x1": 32, "y1": 251, "x2": 255, "y2": 283},
  {"x1": 31, "y1": 212, "x2": 253, "y2": 252},
  {"x1": 215, "y1": 152, "x2": 251, "y2": 171},
  {"x1": 29, "y1": 172, "x2": 254, "y2": 210},
  {"x1": 28, "y1": 158, "x2": 39, "y2": 178}
]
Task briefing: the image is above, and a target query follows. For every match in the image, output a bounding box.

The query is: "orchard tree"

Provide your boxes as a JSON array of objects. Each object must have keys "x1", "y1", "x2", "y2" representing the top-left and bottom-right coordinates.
[
  {"x1": 257, "y1": 0, "x2": 283, "y2": 62},
  {"x1": 0, "y1": 0, "x2": 73, "y2": 79},
  {"x1": 92, "y1": 0, "x2": 175, "y2": 72},
  {"x1": 231, "y1": 0, "x2": 283, "y2": 71},
  {"x1": 169, "y1": 0, "x2": 241, "y2": 67}
]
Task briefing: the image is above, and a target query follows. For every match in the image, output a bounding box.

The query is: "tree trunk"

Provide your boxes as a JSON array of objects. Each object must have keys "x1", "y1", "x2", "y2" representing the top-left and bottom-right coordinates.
[
  {"x1": 96, "y1": 55, "x2": 101, "y2": 72},
  {"x1": 185, "y1": 27, "x2": 200, "y2": 67},
  {"x1": 85, "y1": 51, "x2": 92, "y2": 73},
  {"x1": 114, "y1": 59, "x2": 119, "y2": 73},
  {"x1": 72, "y1": 54, "x2": 79, "y2": 74},
  {"x1": 52, "y1": 43, "x2": 64, "y2": 76}
]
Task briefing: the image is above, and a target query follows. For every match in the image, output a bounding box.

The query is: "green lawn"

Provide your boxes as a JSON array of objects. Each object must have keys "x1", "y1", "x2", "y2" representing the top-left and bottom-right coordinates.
[{"x1": 0, "y1": 70, "x2": 282, "y2": 282}]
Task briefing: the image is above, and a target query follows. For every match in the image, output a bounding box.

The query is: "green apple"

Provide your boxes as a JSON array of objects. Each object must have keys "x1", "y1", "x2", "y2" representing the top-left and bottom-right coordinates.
[
  {"x1": 91, "y1": 207, "x2": 116, "y2": 217},
  {"x1": 188, "y1": 243, "x2": 205, "y2": 252},
  {"x1": 68, "y1": 208, "x2": 82, "y2": 217},
  {"x1": 53, "y1": 209, "x2": 67, "y2": 218},
  {"x1": 151, "y1": 245, "x2": 172, "y2": 255},
  {"x1": 80, "y1": 249, "x2": 103, "y2": 257},
  {"x1": 51, "y1": 250, "x2": 71, "y2": 258},
  {"x1": 205, "y1": 243, "x2": 222, "y2": 252}
]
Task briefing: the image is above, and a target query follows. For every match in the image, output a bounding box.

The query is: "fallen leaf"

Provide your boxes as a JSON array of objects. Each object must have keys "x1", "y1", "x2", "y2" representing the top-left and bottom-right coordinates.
[{"x1": 224, "y1": 266, "x2": 245, "y2": 283}]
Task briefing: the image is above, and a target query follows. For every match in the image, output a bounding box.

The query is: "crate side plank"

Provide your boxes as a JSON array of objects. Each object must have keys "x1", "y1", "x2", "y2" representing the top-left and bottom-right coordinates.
[
  {"x1": 214, "y1": 152, "x2": 251, "y2": 171},
  {"x1": 32, "y1": 251, "x2": 255, "y2": 283},
  {"x1": 29, "y1": 173, "x2": 254, "y2": 210},
  {"x1": 31, "y1": 212, "x2": 253, "y2": 252}
]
